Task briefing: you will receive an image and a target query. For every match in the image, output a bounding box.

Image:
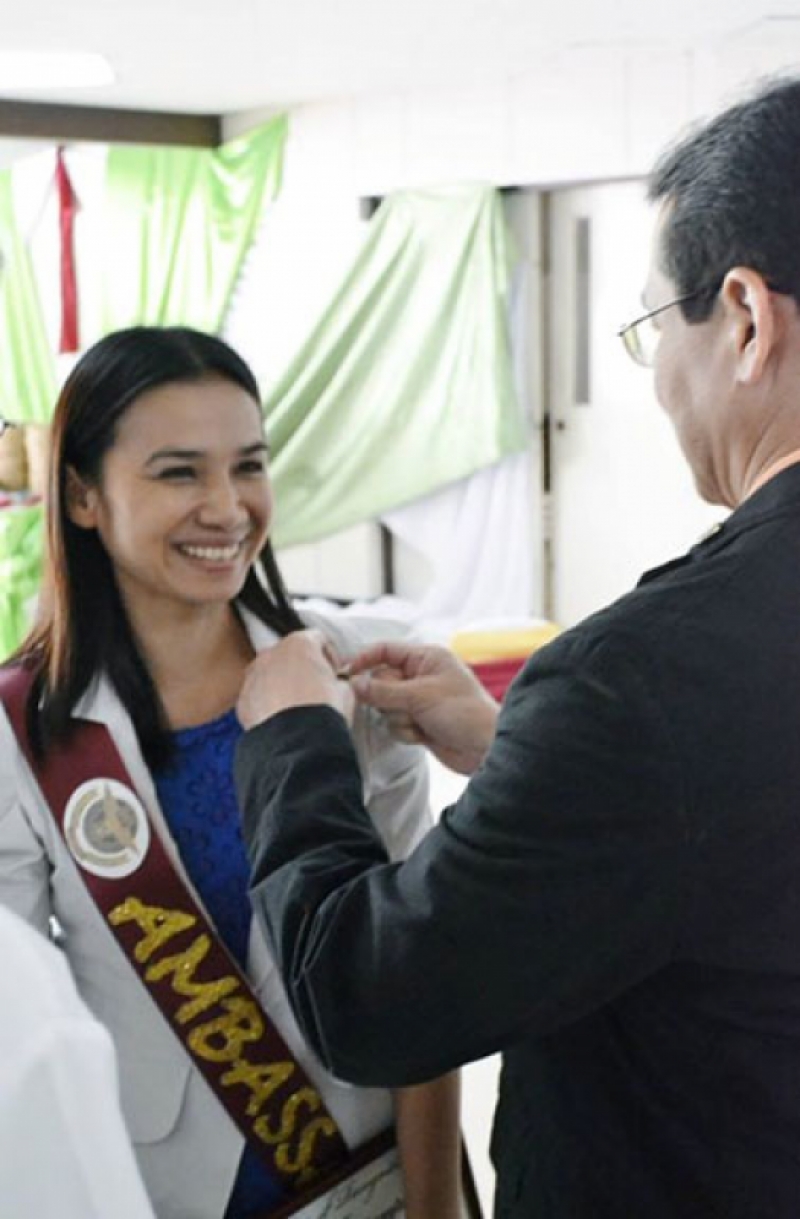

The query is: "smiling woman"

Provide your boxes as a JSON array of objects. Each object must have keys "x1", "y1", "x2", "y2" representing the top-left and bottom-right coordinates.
[
  {"x1": 64, "y1": 376, "x2": 276, "y2": 708},
  {"x1": 0, "y1": 326, "x2": 462, "y2": 1219}
]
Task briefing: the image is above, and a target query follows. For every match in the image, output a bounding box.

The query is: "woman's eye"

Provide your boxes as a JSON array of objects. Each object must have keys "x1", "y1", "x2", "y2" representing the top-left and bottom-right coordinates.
[
  {"x1": 157, "y1": 465, "x2": 196, "y2": 481},
  {"x1": 237, "y1": 460, "x2": 267, "y2": 476}
]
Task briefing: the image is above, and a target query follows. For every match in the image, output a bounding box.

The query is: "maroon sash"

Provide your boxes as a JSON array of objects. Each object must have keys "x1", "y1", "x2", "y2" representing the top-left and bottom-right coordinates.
[{"x1": 0, "y1": 664, "x2": 351, "y2": 1196}]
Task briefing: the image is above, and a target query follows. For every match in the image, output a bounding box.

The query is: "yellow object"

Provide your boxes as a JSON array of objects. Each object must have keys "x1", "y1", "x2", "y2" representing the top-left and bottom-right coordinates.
[{"x1": 450, "y1": 622, "x2": 561, "y2": 664}]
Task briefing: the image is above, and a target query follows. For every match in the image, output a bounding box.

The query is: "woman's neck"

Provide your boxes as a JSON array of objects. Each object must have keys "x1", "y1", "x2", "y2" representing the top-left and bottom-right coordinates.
[{"x1": 126, "y1": 599, "x2": 254, "y2": 730}]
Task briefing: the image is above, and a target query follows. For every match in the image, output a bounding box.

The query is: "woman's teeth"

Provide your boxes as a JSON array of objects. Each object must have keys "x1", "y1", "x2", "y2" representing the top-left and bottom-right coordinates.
[{"x1": 179, "y1": 543, "x2": 241, "y2": 561}]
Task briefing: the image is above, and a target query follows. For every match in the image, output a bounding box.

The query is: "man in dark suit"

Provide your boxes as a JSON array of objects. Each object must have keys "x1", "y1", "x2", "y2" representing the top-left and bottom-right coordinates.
[{"x1": 235, "y1": 76, "x2": 800, "y2": 1217}]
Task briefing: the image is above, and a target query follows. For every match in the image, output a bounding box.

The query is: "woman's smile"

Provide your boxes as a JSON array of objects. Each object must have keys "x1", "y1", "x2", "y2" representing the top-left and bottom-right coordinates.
[{"x1": 175, "y1": 539, "x2": 249, "y2": 564}]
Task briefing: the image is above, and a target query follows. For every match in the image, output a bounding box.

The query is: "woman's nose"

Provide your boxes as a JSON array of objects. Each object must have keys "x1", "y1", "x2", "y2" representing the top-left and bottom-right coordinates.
[{"x1": 197, "y1": 477, "x2": 247, "y2": 526}]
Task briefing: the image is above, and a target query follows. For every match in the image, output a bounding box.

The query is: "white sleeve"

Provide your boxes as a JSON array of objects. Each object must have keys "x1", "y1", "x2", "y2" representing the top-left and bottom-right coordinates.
[
  {"x1": 361, "y1": 708, "x2": 433, "y2": 858},
  {"x1": 0, "y1": 1020, "x2": 157, "y2": 1219},
  {"x1": 0, "y1": 910, "x2": 156, "y2": 1219}
]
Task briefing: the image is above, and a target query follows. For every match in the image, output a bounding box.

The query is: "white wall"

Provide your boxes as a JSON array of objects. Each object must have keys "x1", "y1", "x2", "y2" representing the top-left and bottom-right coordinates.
[{"x1": 224, "y1": 33, "x2": 800, "y2": 192}]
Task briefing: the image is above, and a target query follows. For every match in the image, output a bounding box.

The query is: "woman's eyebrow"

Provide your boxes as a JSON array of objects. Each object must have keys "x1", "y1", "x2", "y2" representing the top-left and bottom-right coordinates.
[
  {"x1": 145, "y1": 448, "x2": 203, "y2": 466},
  {"x1": 145, "y1": 441, "x2": 268, "y2": 466}
]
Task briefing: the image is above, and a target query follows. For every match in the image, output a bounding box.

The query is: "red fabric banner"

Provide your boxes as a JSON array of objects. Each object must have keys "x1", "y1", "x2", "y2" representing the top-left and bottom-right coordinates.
[
  {"x1": 470, "y1": 656, "x2": 527, "y2": 702},
  {"x1": 55, "y1": 147, "x2": 79, "y2": 354}
]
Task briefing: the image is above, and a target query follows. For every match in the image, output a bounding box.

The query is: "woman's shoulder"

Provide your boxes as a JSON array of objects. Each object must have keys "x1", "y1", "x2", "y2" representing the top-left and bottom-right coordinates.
[
  {"x1": 298, "y1": 606, "x2": 415, "y2": 661},
  {"x1": 0, "y1": 680, "x2": 38, "y2": 827},
  {"x1": 0, "y1": 660, "x2": 34, "y2": 760}
]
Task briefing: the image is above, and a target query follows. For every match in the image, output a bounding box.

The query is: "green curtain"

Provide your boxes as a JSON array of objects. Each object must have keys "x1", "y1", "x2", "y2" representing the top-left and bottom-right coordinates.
[
  {"x1": 0, "y1": 502, "x2": 43, "y2": 659},
  {"x1": 267, "y1": 184, "x2": 526, "y2": 548},
  {"x1": 103, "y1": 114, "x2": 288, "y2": 331},
  {"x1": 0, "y1": 174, "x2": 57, "y2": 424}
]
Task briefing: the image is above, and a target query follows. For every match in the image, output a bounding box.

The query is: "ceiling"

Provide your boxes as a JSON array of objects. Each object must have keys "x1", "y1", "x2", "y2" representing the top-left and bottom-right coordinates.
[{"x1": 0, "y1": 0, "x2": 797, "y2": 117}]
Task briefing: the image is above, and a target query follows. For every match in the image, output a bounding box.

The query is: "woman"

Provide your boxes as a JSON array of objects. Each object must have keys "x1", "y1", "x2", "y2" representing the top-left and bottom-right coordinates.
[{"x1": 0, "y1": 327, "x2": 461, "y2": 1219}]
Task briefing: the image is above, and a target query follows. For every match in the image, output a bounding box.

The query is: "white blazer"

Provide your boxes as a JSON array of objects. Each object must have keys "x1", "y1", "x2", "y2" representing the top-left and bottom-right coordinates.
[{"x1": 0, "y1": 607, "x2": 431, "y2": 1219}]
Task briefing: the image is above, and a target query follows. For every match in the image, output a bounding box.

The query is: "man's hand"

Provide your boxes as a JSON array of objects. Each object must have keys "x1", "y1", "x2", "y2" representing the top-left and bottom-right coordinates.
[
  {"x1": 347, "y1": 642, "x2": 499, "y2": 775},
  {"x1": 237, "y1": 630, "x2": 355, "y2": 731}
]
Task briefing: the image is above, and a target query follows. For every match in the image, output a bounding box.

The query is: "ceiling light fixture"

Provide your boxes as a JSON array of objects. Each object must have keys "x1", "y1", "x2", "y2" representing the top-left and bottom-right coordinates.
[{"x1": 0, "y1": 50, "x2": 115, "y2": 91}]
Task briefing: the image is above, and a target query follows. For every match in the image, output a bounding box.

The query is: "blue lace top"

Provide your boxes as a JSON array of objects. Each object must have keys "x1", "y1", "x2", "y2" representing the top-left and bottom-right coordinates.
[{"x1": 154, "y1": 708, "x2": 285, "y2": 1219}]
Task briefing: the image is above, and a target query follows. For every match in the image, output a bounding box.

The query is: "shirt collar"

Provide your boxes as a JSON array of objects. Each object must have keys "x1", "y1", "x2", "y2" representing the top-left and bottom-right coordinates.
[
  {"x1": 637, "y1": 462, "x2": 800, "y2": 587},
  {"x1": 691, "y1": 461, "x2": 800, "y2": 559},
  {"x1": 71, "y1": 602, "x2": 280, "y2": 723}
]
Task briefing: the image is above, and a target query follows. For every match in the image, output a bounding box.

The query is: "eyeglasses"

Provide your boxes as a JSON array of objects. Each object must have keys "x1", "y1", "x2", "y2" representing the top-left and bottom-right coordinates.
[
  {"x1": 0, "y1": 417, "x2": 18, "y2": 438},
  {"x1": 619, "y1": 279, "x2": 796, "y2": 368},
  {"x1": 617, "y1": 289, "x2": 710, "y2": 368}
]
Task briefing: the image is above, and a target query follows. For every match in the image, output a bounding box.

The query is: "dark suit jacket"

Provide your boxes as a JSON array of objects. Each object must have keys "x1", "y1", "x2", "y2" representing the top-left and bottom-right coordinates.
[{"x1": 237, "y1": 464, "x2": 800, "y2": 1218}]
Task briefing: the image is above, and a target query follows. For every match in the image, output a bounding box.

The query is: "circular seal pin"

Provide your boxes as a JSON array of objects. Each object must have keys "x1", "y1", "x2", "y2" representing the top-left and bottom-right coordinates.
[{"x1": 64, "y1": 779, "x2": 151, "y2": 878}]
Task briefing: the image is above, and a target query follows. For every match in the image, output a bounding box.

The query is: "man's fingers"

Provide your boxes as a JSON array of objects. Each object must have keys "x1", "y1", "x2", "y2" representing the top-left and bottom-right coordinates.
[
  {"x1": 347, "y1": 641, "x2": 416, "y2": 676},
  {"x1": 390, "y1": 722, "x2": 425, "y2": 745},
  {"x1": 350, "y1": 672, "x2": 415, "y2": 713},
  {"x1": 301, "y1": 628, "x2": 337, "y2": 662},
  {"x1": 286, "y1": 629, "x2": 342, "y2": 675},
  {"x1": 382, "y1": 709, "x2": 423, "y2": 737}
]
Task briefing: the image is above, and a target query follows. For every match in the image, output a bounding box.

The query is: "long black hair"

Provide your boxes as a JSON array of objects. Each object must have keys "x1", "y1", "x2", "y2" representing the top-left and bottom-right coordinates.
[{"x1": 16, "y1": 325, "x2": 303, "y2": 768}]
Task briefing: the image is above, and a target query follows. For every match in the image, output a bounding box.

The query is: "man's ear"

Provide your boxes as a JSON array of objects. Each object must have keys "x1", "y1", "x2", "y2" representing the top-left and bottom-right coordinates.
[
  {"x1": 719, "y1": 267, "x2": 776, "y2": 384},
  {"x1": 65, "y1": 466, "x2": 98, "y2": 528}
]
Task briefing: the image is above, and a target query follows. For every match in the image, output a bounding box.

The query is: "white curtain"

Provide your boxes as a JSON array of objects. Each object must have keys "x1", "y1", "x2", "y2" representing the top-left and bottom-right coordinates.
[{"x1": 381, "y1": 450, "x2": 535, "y2": 637}]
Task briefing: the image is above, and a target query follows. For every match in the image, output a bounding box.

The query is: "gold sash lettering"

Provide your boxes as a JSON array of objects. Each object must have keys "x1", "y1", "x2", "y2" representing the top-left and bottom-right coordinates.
[
  {"x1": 147, "y1": 934, "x2": 240, "y2": 1024},
  {"x1": 109, "y1": 897, "x2": 336, "y2": 1182}
]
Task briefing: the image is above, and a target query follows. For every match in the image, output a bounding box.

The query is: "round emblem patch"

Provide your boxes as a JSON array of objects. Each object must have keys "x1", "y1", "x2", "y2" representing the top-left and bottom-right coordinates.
[{"x1": 64, "y1": 779, "x2": 150, "y2": 878}]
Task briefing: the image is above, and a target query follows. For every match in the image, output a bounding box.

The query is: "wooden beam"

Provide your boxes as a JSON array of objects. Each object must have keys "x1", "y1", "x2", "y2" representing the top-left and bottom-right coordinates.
[{"x1": 0, "y1": 99, "x2": 222, "y2": 147}]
